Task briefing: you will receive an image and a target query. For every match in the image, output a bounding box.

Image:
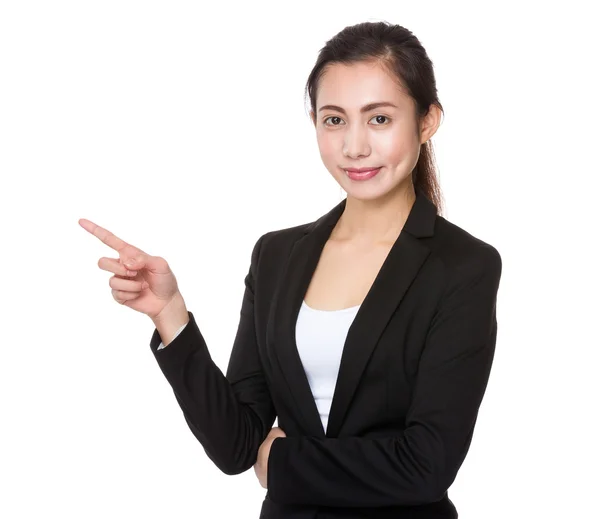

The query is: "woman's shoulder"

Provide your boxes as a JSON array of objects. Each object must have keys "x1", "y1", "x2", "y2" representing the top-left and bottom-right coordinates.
[
  {"x1": 430, "y1": 214, "x2": 502, "y2": 276},
  {"x1": 254, "y1": 223, "x2": 309, "y2": 251}
]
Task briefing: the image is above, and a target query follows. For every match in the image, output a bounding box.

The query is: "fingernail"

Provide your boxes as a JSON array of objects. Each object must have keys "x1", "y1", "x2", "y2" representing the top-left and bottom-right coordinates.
[{"x1": 124, "y1": 260, "x2": 135, "y2": 268}]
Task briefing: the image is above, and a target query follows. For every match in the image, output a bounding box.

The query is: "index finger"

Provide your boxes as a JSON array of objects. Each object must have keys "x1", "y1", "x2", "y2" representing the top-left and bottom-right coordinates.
[{"x1": 78, "y1": 218, "x2": 129, "y2": 252}]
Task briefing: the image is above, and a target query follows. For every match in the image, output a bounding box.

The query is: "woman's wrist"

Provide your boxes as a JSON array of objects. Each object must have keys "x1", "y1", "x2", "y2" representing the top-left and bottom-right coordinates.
[{"x1": 152, "y1": 293, "x2": 189, "y2": 347}]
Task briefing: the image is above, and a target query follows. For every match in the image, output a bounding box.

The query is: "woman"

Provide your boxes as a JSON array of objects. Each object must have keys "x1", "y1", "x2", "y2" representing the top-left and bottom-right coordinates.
[{"x1": 80, "y1": 21, "x2": 502, "y2": 519}]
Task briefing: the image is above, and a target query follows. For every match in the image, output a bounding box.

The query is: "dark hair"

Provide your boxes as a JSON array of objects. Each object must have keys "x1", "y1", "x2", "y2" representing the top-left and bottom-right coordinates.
[{"x1": 305, "y1": 21, "x2": 445, "y2": 215}]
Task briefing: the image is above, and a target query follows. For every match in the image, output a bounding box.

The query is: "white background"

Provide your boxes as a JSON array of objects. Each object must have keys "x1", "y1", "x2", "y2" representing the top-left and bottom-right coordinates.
[{"x1": 1, "y1": 1, "x2": 598, "y2": 517}]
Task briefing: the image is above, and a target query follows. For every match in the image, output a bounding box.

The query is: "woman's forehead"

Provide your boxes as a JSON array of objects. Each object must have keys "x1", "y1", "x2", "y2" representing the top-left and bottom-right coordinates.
[{"x1": 316, "y1": 63, "x2": 410, "y2": 110}]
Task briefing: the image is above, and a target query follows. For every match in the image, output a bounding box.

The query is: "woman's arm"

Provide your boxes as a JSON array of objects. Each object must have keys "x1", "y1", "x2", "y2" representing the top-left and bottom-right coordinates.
[{"x1": 150, "y1": 234, "x2": 277, "y2": 475}]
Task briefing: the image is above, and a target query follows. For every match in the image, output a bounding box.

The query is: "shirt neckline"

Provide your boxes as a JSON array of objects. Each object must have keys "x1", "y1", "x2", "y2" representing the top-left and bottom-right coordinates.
[{"x1": 302, "y1": 299, "x2": 361, "y2": 313}]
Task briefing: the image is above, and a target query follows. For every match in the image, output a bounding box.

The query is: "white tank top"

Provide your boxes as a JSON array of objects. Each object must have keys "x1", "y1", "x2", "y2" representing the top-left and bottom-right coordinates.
[{"x1": 295, "y1": 299, "x2": 361, "y2": 433}]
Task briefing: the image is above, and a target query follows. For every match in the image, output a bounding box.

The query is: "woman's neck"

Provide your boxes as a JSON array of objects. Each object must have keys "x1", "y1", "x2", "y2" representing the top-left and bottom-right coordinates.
[{"x1": 331, "y1": 184, "x2": 416, "y2": 246}]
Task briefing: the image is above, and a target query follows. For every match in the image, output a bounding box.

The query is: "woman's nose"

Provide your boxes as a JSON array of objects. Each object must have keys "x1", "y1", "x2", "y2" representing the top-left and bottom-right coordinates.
[{"x1": 343, "y1": 126, "x2": 371, "y2": 158}]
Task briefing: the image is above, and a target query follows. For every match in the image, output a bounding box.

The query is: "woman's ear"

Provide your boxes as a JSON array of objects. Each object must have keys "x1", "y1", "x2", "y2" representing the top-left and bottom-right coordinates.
[
  {"x1": 419, "y1": 104, "x2": 442, "y2": 144},
  {"x1": 310, "y1": 110, "x2": 316, "y2": 127}
]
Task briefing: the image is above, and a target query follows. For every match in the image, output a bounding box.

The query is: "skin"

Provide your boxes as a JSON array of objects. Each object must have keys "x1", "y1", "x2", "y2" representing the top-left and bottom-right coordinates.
[
  {"x1": 253, "y1": 60, "x2": 442, "y2": 487},
  {"x1": 253, "y1": 426, "x2": 287, "y2": 488}
]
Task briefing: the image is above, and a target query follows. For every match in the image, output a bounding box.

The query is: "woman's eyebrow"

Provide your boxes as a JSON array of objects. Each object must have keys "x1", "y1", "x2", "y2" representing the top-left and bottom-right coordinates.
[{"x1": 318, "y1": 101, "x2": 398, "y2": 114}]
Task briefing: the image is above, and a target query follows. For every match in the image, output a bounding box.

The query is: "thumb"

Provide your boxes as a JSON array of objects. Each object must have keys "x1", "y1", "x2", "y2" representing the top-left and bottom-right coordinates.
[
  {"x1": 123, "y1": 253, "x2": 166, "y2": 273},
  {"x1": 123, "y1": 255, "x2": 144, "y2": 269}
]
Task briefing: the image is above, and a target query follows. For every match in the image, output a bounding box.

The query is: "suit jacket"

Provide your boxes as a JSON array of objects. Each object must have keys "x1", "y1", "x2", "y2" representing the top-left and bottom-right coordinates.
[{"x1": 149, "y1": 187, "x2": 502, "y2": 519}]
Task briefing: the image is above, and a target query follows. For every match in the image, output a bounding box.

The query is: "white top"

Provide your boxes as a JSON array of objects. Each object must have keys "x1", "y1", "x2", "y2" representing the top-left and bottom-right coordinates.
[
  {"x1": 156, "y1": 300, "x2": 361, "y2": 432},
  {"x1": 295, "y1": 300, "x2": 361, "y2": 432}
]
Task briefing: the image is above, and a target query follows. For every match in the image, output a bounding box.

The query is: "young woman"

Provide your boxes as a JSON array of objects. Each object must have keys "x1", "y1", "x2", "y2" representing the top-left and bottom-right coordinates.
[{"x1": 81, "y1": 21, "x2": 502, "y2": 519}]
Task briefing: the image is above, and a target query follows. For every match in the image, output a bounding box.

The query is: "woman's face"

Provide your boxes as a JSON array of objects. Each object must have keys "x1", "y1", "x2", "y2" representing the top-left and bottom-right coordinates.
[{"x1": 311, "y1": 61, "x2": 435, "y2": 201}]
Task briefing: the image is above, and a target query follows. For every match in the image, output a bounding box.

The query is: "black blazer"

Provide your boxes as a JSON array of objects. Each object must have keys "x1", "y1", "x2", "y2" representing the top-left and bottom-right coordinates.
[{"x1": 149, "y1": 187, "x2": 502, "y2": 519}]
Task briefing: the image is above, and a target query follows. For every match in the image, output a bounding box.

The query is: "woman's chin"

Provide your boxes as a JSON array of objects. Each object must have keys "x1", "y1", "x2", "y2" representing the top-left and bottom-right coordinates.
[{"x1": 342, "y1": 186, "x2": 391, "y2": 202}]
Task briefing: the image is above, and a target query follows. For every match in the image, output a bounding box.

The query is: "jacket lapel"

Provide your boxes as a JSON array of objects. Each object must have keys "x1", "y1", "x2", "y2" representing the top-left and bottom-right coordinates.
[{"x1": 268, "y1": 188, "x2": 437, "y2": 438}]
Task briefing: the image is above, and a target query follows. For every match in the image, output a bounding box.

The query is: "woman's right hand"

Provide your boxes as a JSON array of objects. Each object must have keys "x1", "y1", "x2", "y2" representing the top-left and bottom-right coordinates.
[{"x1": 79, "y1": 218, "x2": 181, "y2": 320}]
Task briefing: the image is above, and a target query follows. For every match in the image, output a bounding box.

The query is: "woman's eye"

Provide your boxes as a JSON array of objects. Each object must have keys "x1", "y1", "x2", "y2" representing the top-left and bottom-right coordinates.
[
  {"x1": 323, "y1": 115, "x2": 390, "y2": 126},
  {"x1": 370, "y1": 115, "x2": 390, "y2": 125},
  {"x1": 324, "y1": 116, "x2": 343, "y2": 126}
]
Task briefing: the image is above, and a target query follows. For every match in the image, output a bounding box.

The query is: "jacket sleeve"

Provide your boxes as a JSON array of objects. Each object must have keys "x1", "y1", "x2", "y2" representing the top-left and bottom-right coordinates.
[
  {"x1": 149, "y1": 233, "x2": 277, "y2": 475},
  {"x1": 267, "y1": 246, "x2": 502, "y2": 507},
  {"x1": 157, "y1": 322, "x2": 188, "y2": 350}
]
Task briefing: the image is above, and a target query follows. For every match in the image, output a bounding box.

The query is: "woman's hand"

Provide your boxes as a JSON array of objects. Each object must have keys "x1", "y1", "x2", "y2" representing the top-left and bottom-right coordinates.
[
  {"x1": 254, "y1": 427, "x2": 287, "y2": 489},
  {"x1": 79, "y1": 218, "x2": 182, "y2": 320}
]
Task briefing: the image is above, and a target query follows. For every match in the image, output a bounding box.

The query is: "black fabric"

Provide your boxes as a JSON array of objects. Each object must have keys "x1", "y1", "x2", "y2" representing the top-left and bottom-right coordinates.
[{"x1": 150, "y1": 188, "x2": 501, "y2": 518}]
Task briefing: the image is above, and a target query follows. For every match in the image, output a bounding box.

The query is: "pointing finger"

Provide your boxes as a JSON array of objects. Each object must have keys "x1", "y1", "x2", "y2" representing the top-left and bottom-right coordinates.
[{"x1": 79, "y1": 218, "x2": 129, "y2": 252}]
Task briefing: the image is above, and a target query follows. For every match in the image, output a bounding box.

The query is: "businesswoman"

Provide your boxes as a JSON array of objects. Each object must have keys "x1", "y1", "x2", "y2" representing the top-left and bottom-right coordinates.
[{"x1": 80, "y1": 21, "x2": 502, "y2": 519}]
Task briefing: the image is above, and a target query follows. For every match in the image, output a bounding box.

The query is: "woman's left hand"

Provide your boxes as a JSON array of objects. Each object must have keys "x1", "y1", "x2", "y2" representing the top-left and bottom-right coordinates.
[{"x1": 254, "y1": 427, "x2": 287, "y2": 489}]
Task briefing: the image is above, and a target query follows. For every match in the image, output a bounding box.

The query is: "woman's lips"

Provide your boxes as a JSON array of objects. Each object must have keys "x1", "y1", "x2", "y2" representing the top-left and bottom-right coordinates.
[{"x1": 344, "y1": 167, "x2": 382, "y2": 181}]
